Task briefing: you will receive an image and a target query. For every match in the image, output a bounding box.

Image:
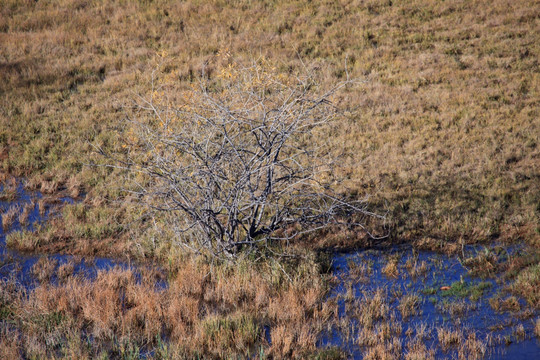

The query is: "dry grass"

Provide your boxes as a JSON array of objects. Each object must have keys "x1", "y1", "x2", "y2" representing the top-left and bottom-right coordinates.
[
  {"x1": 405, "y1": 258, "x2": 428, "y2": 278},
  {"x1": 39, "y1": 180, "x2": 59, "y2": 194},
  {"x1": 56, "y1": 261, "x2": 75, "y2": 280},
  {"x1": 331, "y1": 272, "x2": 495, "y2": 359},
  {"x1": 489, "y1": 295, "x2": 521, "y2": 313},
  {"x1": 347, "y1": 259, "x2": 373, "y2": 283},
  {"x1": 354, "y1": 288, "x2": 390, "y2": 329},
  {"x1": 437, "y1": 327, "x2": 462, "y2": 349},
  {"x1": 18, "y1": 201, "x2": 34, "y2": 226},
  {"x1": 404, "y1": 339, "x2": 435, "y2": 360},
  {"x1": 0, "y1": 252, "x2": 334, "y2": 359},
  {"x1": 363, "y1": 338, "x2": 402, "y2": 360},
  {"x1": 37, "y1": 198, "x2": 48, "y2": 216},
  {"x1": 398, "y1": 294, "x2": 421, "y2": 319},
  {"x1": 5, "y1": 228, "x2": 42, "y2": 251},
  {"x1": 458, "y1": 333, "x2": 488, "y2": 360},
  {"x1": 0, "y1": 0, "x2": 538, "y2": 357},
  {"x1": 0, "y1": 328, "x2": 20, "y2": 360},
  {"x1": 461, "y1": 248, "x2": 501, "y2": 277},
  {"x1": 510, "y1": 263, "x2": 540, "y2": 309},
  {"x1": 438, "y1": 326, "x2": 488, "y2": 359},
  {"x1": 1, "y1": 205, "x2": 19, "y2": 231},
  {"x1": 0, "y1": 178, "x2": 17, "y2": 202},
  {"x1": 31, "y1": 256, "x2": 58, "y2": 283},
  {"x1": 0, "y1": 0, "x2": 537, "y2": 257},
  {"x1": 512, "y1": 324, "x2": 526, "y2": 341},
  {"x1": 382, "y1": 257, "x2": 399, "y2": 278},
  {"x1": 437, "y1": 299, "x2": 476, "y2": 317}
]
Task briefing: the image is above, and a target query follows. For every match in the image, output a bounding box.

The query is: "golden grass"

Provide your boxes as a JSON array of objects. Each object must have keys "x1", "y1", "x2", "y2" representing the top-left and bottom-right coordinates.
[
  {"x1": 0, "y1": 0, "x2": 539, "y2": 357},
  {"x1": 436, "y1": 299, "x2": 475, "y2": 317},
  {"x1": 382, "y1": 257, "x2": 399, "y2": 278},
  {"x1": 458, "y1": 333, "x2": 487, "y2": 360},
  {"x1": 0, "y1": 252, "x2": 334, "y2": 359},
  {"x1": 512, "y1": 324, "x2": 526, "y2": 341},
  {"x1": 0, "y1": 178, "x2": 17, "y2": 201},
  {"x1": 1, "y1": 205, "x2": 19, "y2": 231},
  {"x1": 0, "y1": 0, "x2": 537, "y2": 257},
  {"x1": 398, "y1": 294, "x2": 421, "y2": 319},
  {"x1": 405, "y1": 257, "x2": 428, "y2": 278},
  {"x1": 347, "y1": 259, "x2": 373, "y2": 283},
  {"x1": 510, "y1": 263, "x2": 540, "y2": 309},
  {"x1": 332, "y1": 274, "x2": 495, "y2": 359},
  {"x1": 31, "y1": 256, "x2": 58, "y2": 283},
  {"x1": 404, "y1": 339, "x2": 435, "y2": 360},
  {"x1": 437, "y1": 327, "x2": 462, "y2": 350},
  {"x1": 18, "y1": 201, "x2": 34, "y2": 226},
  {"x1": 489, "y1": 295, "x2": 521, "y2": 313}
]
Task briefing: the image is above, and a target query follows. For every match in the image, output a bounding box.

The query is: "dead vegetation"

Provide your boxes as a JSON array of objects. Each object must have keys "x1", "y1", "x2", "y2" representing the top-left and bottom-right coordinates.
[
  {"x1": 330, "y1": 279, "x2": 493, "y2": 359},
  {"x1": 0, "y1": 0, "x2": 538, "y2": 358},
  {"x1": 0, "y1": 0, "x2": 537, "y2": 255},
  {"x1": 1, "y1": 205, "x2": 19, "y2": 231},
  {"x1": 0, "y1": 253, "x2": 333, "y2": 359},
  {"x1": 398, "y1": 294, "x2": 421, "y2": 319}
]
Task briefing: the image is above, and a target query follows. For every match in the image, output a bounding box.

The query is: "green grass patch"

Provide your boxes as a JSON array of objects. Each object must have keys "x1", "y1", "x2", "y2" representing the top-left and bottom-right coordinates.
[{"x1": 441, "y1": 281, "x2": 492, "y2": 301}]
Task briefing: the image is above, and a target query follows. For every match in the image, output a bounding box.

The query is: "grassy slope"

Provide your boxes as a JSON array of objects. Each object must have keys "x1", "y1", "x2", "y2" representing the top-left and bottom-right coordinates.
[{"x1": 1, "y1": 0, "x2": 538, "y2": 255}]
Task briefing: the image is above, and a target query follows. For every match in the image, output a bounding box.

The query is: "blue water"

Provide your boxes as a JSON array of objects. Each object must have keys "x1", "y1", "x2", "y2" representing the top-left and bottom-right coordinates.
[
  {"x1": 0, "y1": 180, "x2": 158, "y2": 289},
  {"x1": 1, "y1": 180, "x2": 539, "y2": 358},
  {"x1": 321, "y1": 246, "x2": 540, "y2": 359}
]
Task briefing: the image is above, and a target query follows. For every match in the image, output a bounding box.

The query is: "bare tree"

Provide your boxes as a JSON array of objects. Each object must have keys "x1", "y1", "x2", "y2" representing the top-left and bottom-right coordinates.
[{"x1": 108, "y1": 59, "x2": 380, "y2": 258}]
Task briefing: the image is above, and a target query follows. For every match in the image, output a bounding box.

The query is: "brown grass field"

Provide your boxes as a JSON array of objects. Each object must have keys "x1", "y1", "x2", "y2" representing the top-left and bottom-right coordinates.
[{"x1": 0, "y1": 0, "x2": 539, "y2": 358}]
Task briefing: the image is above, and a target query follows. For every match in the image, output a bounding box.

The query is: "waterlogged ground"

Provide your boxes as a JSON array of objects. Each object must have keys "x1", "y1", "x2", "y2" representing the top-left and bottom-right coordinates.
[
  {"x1": 0, "y1": 181, "x2": 134, "y2": 288},
  {"x1": 322, "y1": 247, "x2": 540, "y2": 359},
  {"x1": 1, "y1": 181, "x2": 539, "y2": 358}
]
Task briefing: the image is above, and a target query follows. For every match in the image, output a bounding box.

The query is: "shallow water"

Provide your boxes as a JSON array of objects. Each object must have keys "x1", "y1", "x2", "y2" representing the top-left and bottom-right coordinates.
[
  {"x1": 1, "y1": 181, "x2": 539, "y2": 358},
  {"x1": 0, "y1": 181, "x2": 136, "y2": 288},
  {"x1": 322, "y1": 246, "x2": 540, "y2": 358}
]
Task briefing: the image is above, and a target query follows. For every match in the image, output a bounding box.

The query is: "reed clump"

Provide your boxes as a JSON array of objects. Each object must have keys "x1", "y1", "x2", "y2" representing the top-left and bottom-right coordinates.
[
  {"x1": 437, "y1": 327, "x2": 463, "y2": 350},
  {"x1": 398, "y1": 294, "x2": 421, "y2": 319},
  {"x1": 382, "y1": 257, "x2": 399, "y2": 278},
  {"x1": 510, "y1": 263, "x2": 540, "y2": 309},
  {"x1": 1, "y1": 205, "x2": 20, "y2": 231}
]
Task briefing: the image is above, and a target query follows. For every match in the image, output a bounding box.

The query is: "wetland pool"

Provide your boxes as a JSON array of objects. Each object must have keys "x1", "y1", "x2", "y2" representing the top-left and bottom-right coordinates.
[
  {"x1": 1, "y1": 180, "x2": 539, "y2": 358},
  {"x1": 321, "y1": 246, "x2": 540, "y2": 358},
  {"x1": 0, "y1": 180, "x2": 150, "y2": 289}
]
